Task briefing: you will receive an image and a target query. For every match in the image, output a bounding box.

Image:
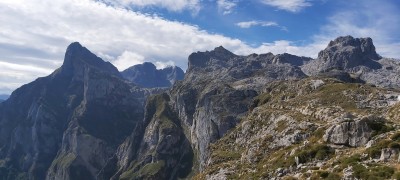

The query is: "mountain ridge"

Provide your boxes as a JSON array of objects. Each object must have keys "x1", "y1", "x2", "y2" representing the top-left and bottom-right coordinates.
[{"x1": 0, "y1": 36, "x2": 400, "y2": 179}]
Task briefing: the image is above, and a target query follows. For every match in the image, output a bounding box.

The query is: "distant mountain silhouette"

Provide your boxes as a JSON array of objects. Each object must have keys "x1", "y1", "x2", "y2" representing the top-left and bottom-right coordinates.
[{"x1": 121, "y1": 62, "x2": 184, "y2": 88}]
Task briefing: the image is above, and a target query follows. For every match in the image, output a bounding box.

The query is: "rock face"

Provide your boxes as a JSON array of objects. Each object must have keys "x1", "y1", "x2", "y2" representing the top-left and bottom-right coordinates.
[
  {"x1": 318, "y1": 36, "x2": 381, "y2": 70},
  {"x1": 168, "y1": 46, "x2": 307, "y2": 170},
  {"x1": 323, "y1": 117, "x2": 373, "y2": 147},
  {"x1": 360, "y1": 58, "x2": 400, "y2": 88},
  {"x1": 303, "y1": 36, "x2": 381, "y2": 74},
  {"x1": 104, "y1": 94, "x2": 194, "y2": 180},
  {"x1": 380, "y1": 148, "x2": 399, "y2": 162},
  {"x1": 121, "y1": 62, "x2": 184, "y2": 88},
  {"x1": 302, "y1": 36, "x2": 400, "y2": 88},
  {"x1": 107, "y1": 46, "x2": 309, "y2": 179},
  {"x1": 0, "y1": 42, "x2": 147, "y2": 180}
]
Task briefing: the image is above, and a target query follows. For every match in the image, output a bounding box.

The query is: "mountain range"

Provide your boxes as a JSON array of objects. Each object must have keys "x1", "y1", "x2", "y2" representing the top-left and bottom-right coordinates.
[{"x1": 0, "y1": 36, "x2": 399, "y2": 179}]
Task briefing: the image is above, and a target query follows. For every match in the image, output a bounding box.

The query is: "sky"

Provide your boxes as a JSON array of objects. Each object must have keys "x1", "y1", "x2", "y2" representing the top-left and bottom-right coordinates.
[{"x1": 1, "y1": 0, "x2": 400, "y2": 95}]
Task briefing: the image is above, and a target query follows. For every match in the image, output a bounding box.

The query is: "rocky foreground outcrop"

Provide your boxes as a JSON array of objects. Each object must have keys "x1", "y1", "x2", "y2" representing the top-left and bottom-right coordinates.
[{"x1": 197, "y1": 78, "x2": 400, "y2": 179}]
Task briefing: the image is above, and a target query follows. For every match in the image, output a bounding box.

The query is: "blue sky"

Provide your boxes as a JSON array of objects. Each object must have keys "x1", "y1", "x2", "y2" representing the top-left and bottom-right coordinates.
[
  {"x1": 0, "y1": 0, "x2": 400, "y2": 94},
  {"x1": 151, "y1": 0, "x2": 332, "y2": 44}
]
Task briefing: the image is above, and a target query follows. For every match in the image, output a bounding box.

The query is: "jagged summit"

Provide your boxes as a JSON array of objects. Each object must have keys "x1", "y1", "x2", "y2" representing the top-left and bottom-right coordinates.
[
  {"x1": 213, "y1": 45, "x2": 235, "y2": 55},
  {"x1": 121, "y1": 62, "x2": 184, "y2": 88},
  {"x1": 326, "y1": 36, "x2": 375, "y2": 51},
  {"x1": 301, "y1": 36, "x2": 384, "y2": 76},
  {"x1": 61, "y1": 42, "x2": 120, "y2": 77},
  {"x1": 66, "y1": 41, "x2": 83, "y2": 51},
  {"x1": 324, "y1": 36, "x2": 380, "y2": 60},
  {"x1": 188, "y1": 46, "x2": 237, "y2": 70},
  {"x1": 317, "y1": 35, "x2": 381, "y2": 70}
]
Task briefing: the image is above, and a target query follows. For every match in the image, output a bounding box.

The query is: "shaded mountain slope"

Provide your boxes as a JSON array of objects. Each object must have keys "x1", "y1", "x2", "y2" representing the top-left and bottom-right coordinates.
[{"x1": 0, "y1": 43, "x2": 146, "y2": 180}]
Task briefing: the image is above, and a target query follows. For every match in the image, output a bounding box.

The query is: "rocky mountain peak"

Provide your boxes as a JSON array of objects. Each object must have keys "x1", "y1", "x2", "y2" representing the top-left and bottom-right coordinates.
[
  {"x1": 210, "y1": 45, "x2": 236, "y2": 60},
  {"x1": 66, "y1": 41, "x2": 84, "y2": 52},
  {"x1": 317, "y1": 35, "x2": 381, "y2": 70},
  {"x1": 121, "y1": 62, "x2": 184, "y2": 88},
  {"x1": 61, "y1": 42, "x2": 120, "y2": 77},
  {"x1": 139, "y1": 62, "x2": 157, "y2": 69},
  {"x1": 213, "y1": 45, "x2": 233, "y2": 54},
  {"x1": 327, "y1": 36, "x2": 374, "y2": 50},
  {"x1": 188, "y1": 46, "x2": 237, "y2": 70}
]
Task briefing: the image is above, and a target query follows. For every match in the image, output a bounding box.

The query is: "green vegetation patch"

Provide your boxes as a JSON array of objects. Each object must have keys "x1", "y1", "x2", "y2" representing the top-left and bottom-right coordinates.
[
  {"x1": 137, "y1": 161, "x2": 165, "y2": 176},
  {"x1": 294, "y1": 144, "x2": 334, "y2": 164},
  {"x1": 310, "y1": 170, "x2": 341, "y2": 180},
  {"x1": 253, "y1": 93, "x2": 272, "y2": 107},
  {"x1": 210, "y1": 150, "x2": 241, "y2": 164},
  {"x1": 352, "y1": 164, "x2": 395, "y2": 179},
  {"x1": 366, "y1": 139, "x2": 392, "y2": 158},
  {"x1": 390, "y1": 131, "x2": 400, "y2": 141},
  {"x1": 120, "y1": 161, "x2": 165, "y2": 180},
  {"x1": 366, "y1": 117, "x2": 394, "y2": 137},
  {"x1": 275, "y1": 120, "x2": 288, "y2": 133},
  {"x1": 51, "y1": 153, "x2": 76, "y2": 169},
  {"x1": 316, "y1": 83, "x2": 359, "y2": 110},
  {"x1": 334, "y1": 154, "x2": 396, "y2": 179}
]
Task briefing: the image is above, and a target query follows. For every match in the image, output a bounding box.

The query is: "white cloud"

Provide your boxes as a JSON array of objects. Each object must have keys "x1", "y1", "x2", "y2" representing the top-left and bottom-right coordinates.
[
  {"x1": 113, "y1": 51, "x2": 145, "y2": 71},
  {"x1": 236, "y1": 20, "x2": 277, "y2": 28},
  {"x1": 0, "y1": 0, "x2": 244, "y2": 94},
  {"x1": 236, "y1": 20, "x2": 288, "y2": 31},
  {"x1": 217, "y1": 0, "x2": 237, "y2": 15},
  {"x1": 260, "y1": 0, "x2": 311, "y2": 12},
  {"x1": 155, "y1": 60, "x2": 175, "y2": 69},
  {"x1": 98, "y1": 0, "x2": 201, "y2": 13},
  {"x1": 0, "y1": 61, "x2": 54, "y2": 94}
]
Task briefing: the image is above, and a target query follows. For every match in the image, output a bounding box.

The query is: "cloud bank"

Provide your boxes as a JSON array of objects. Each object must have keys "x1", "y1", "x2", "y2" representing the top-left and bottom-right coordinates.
[
  {"x1": 98, "y1": 0, "x2": 201, "y2": 12},
  {"x1": 0, "y1": 0, "x2": 399, "y2": 94}
]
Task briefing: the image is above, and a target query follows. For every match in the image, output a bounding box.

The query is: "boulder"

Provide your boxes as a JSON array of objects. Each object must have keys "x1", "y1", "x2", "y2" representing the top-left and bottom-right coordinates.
[{"x1": 323, "y1": 117, "x2": 372, "y2": 147}]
